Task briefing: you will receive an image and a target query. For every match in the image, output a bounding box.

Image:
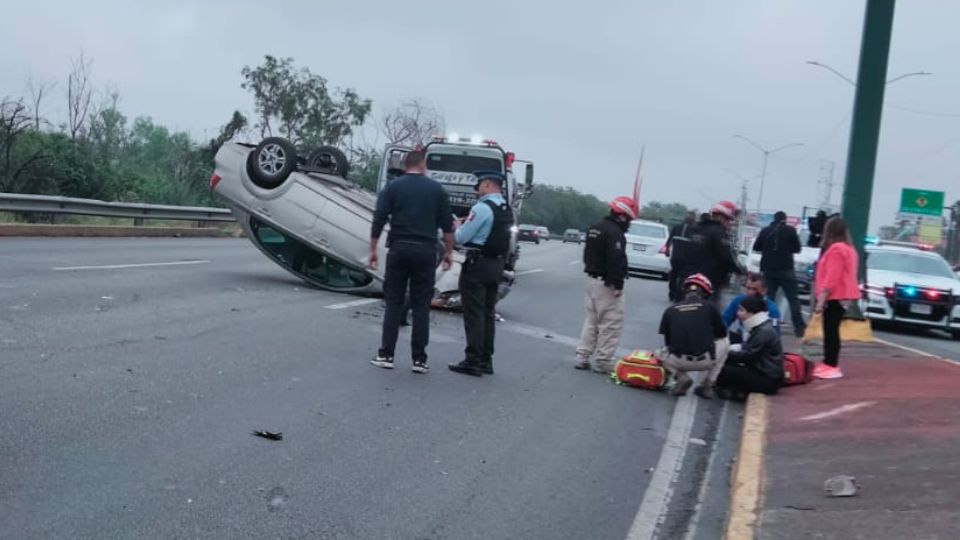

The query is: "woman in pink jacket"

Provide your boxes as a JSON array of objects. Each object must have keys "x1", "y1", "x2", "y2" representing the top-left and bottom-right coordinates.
[{"x1": 813, "y1": 217, "x2": 860, "y2": 379}]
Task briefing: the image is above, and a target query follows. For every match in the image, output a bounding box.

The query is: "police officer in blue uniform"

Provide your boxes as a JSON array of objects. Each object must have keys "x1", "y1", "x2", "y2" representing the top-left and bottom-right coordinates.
[{"x1": 448, "y1": 171, "x2": 515, "y2": 377}]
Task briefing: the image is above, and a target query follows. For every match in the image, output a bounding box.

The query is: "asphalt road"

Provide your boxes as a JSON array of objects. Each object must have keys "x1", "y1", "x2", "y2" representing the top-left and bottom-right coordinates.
[{"x1": 1, "y1": 237, "x2": 954, "y2": 540}]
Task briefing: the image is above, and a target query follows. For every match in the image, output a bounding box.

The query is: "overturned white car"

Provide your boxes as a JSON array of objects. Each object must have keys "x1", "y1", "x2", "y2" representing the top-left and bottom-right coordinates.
[{"x1": 211, "y1": 136, "x2": 534, "y2": 307}]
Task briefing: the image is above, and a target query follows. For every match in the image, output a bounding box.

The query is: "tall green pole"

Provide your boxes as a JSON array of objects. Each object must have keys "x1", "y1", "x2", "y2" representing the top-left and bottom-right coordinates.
[{"x1": 842, "y1": 0, "x2": 896, "y2": 273}]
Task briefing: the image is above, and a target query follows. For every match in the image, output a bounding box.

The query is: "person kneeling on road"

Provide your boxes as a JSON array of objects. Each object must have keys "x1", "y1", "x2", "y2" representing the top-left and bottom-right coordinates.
[
  {"x1": 657, "y1": 273, "x2": 730, "y2": 400},
  {"x1": 715, "y1": 295, "x2": 784, "y2": 400}
]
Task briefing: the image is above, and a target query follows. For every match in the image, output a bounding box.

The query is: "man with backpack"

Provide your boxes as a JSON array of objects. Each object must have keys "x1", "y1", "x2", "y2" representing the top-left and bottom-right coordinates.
[
  {"x1": 657, "y1": 273, "x2": 730, "y2": 399},
  {"x1": 753, "y1": 211, "x2": 806, "y2": 338},
  {"x1": 667, "y1": 211, "x2": 698, "y2": 301}
]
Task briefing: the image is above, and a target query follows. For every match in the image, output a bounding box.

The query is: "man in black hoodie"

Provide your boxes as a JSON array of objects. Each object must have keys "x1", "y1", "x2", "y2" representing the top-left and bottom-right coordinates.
[
  {"x1": 753, "y1": 211, "x2": 806, "y2": 337},
  {"x1": 574, "y1": 196, "x2": 635, "y2": 374}
]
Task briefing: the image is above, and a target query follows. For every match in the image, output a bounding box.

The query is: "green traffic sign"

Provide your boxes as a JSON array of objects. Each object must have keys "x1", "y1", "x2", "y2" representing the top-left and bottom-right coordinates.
[{"x1": 899, "y1": 188, "x2": 944, "y2": 217}]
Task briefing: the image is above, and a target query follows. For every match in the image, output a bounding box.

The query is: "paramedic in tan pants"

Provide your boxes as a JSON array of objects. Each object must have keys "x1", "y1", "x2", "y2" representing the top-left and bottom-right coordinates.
[{"x1": 574, "y1": 196, "x2": 636, "y2": 374}]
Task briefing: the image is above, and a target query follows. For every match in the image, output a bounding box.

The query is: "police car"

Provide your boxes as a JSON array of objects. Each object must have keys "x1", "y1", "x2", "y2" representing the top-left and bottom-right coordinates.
[
  {"x1": 211, "y1": 136, "x2": 533, "y2": 306},
  {"x1": 860, "y1": 242, "x2": 960, "y2": 339}
]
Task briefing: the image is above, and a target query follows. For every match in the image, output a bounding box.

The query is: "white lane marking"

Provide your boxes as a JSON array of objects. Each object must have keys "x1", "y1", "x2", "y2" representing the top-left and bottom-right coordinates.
[
  {"x1": 872, "y1": 337, "x2": 960, "y2": 366},
  {"x1": 627, "y1": 395, "x2": 698, "y2": 540},
  {"x1": 324, "y1": 298, "x2": 380, "y2": 310},
  {"x1": 682, "y1": 400, "x2": 728, "y2": 540},
  {"x1": 515, "y1": 268, "x2": 545, "y2": 276},
  {"x1": 569, "y1": 260, "x2": 580, "y2": 266},
  {"x1": 53, "y1": 260, "x2": 210, "y2": 271},
  {"x1": 799, "y1": 401, "x2": 877, "y2": 422}
]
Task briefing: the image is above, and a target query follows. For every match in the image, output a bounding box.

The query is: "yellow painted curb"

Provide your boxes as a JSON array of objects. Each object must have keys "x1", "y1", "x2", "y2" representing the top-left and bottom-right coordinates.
[{"x1": 724, "y1": 393, "x2": 769, "y2": 540}]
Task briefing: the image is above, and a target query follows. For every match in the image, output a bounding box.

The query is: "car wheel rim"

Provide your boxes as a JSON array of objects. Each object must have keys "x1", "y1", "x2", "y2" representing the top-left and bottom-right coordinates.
[{"x1": 258, "y1": 143, "x2": 286, "y2": 175}]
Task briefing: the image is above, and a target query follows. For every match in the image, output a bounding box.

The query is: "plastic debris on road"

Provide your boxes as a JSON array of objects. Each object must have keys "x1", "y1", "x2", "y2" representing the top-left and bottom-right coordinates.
[
  {"x1": 252, "y1": 430, "x2": 283, "y2": 441},
  {"x1": 824, "y1": 475, "x2": 859, "y2": 497}
]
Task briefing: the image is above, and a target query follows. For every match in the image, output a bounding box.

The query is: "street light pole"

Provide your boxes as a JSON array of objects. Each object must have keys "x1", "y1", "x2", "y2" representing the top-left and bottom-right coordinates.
[
  {"x1": 732, "y1": 135, "x2": 804, "y2": 212},
  {"x1": 842, "y1": 0, "x2": 896, "y2": 280},
  {"x1": 806, "y1": 60, "x2": 929, "y2": 87}
]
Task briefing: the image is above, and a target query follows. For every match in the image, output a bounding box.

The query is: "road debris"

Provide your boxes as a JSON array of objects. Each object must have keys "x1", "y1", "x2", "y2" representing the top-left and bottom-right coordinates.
[
  {"x1": 824, "y1": 475, "x2": 859, "y2": 497},
  {"x1": 252, "y1": 430, "x2": 283, "y2": 441}
]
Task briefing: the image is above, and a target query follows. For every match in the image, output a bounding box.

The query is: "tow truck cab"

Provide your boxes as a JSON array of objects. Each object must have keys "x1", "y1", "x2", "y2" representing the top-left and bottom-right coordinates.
[{"x1": 377, "y1": 136, "x2": 534, "y2": 217}]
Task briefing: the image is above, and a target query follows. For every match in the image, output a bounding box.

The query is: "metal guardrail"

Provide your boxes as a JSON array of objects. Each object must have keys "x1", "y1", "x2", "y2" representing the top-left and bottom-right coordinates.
[{"x1": 0, "y1": 193, "x2": 235, "y2": 223}]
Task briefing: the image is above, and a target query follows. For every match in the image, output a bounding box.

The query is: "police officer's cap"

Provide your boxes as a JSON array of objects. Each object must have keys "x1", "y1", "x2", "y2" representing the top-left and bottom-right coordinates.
[{"x1": 472, "y1": 170, "x2": 506, "y2": 190}]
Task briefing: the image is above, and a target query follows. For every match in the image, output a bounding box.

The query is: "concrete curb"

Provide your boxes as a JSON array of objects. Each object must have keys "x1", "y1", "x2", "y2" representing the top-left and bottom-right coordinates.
[
  {"x1": 723, "y1": 393, "x2": 769, "y2": 540},
  {"x1": 0, "y1": 224, "x2": 239, "y2": 238}
]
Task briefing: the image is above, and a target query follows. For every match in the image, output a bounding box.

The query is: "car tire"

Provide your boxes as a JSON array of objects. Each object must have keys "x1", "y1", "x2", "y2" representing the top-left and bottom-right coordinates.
[
  {"x1": 535, "y1": 239, "x2": 540, "y2": 245},
  {"x1": 307, "y1": 146, "x2": 350, "y2": 178},
  {"x1": 952, "y1": 330, "x2": 960, "y2": 341},
  {"x1": 247, "y1": 137, "x2": 298, "y2": 189}
]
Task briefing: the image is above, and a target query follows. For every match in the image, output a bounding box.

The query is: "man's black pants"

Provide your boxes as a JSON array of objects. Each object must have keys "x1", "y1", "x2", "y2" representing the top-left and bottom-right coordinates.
[
  {"x1": 379, "y1": 241, "x2": 437, "y2": 362},
  {"x1": 460, "y1": 256, "x2": 504, "y2": 367},
  {"x1": 764, "y1": 269, "x2": 807, "y2": 337}
]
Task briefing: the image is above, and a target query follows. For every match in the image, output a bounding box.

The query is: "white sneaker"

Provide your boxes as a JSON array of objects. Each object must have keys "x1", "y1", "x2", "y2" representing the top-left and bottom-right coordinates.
[{"x1": 371, "y1": 355, "x2": 394, "y2": 369}]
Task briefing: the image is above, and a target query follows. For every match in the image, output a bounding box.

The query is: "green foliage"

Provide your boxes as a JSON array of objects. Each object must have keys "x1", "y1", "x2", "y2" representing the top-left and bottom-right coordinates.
[
  {"x1": 349, "y1": 147, "x2": 382, "y2": 192},
  {"x1": 518, "y1": 184, "x2": 608, "y2": 232},
  {"x1": 517, "y1": 186, "x2": 692, "y2": 233},
  {"x1": 639, "y1": 201, "x2": 694, "y2": 227},
  {"x1": 241, "y1": 55, "x2": 372, "y2": 149}
]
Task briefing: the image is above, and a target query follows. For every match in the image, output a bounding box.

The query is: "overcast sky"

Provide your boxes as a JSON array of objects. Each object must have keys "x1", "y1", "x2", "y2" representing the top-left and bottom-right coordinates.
[{"x1": 2, "y1": 0, "x2": 958, "y2": 231}]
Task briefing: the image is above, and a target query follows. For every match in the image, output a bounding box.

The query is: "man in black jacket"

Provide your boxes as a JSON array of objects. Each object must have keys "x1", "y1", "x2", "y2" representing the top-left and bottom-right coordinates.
[
  {"x1": 658, "y1": 273, "x2": 730, "y2": 399},
  {"x1": 753, "y1": 211, "x2": 806, "y2": 337},
  {"x1": 715, "y1": 295, "x2": 784, "y2": 399},
  {"x1": 369, "y1": 151, "x2": 454, "y2": 374},
  {"x1": 574, "y1": 196, "x2": 635, "y2": 374},
  {"x1": 683, "y1": 202, "x2": 744, "y2": 304}
]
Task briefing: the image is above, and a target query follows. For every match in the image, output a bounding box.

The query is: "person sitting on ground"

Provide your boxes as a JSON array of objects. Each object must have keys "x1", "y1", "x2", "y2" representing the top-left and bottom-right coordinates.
[
  {"x1": 722, "y1": 272, "x2": 782, "y2": 341},
  {"x1": 658, "y1": 273, "x2": 730, "y2": 400},
  {"x1": 715, "y1": 295, "x2": 784, "y2": 400}
]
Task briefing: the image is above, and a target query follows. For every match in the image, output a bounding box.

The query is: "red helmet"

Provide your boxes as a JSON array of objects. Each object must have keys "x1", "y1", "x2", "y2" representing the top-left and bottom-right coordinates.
[
  {"x1": 683, "y1": 273, "x2": 714, "y2": 295},
  {"x1": 711, "y1": 200, "x2": 738, "y2": 219},
  {"x1": 609, "y1": 196, "x2": 638, "y2": 219}
]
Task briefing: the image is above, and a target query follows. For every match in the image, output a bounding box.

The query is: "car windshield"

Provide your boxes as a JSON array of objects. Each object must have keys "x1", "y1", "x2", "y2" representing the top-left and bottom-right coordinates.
[
  {"x1": 627, "y1": 223, "x2": 666, "y2": 238},
  {"x1": 519, "y1": 224, "x2": 536, "y2": 230},
  {"x1": 427, "y1": 153, "x2": 502, "y2": 174},
  {"x1": 867, "y1": 251, "x2": 956, "y2": 279},
  {"x1": 251, "y1": 219, "x2": 374, "y2": 289}
]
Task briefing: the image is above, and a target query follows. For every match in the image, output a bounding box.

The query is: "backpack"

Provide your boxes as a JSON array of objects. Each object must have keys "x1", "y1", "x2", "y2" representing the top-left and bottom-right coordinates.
[
  {"x1": 614, "y1": 350, "x2": 667, "y2": 390},
  {"x1": 782, "y1": 352, "x2": 814, "y2": 386}
]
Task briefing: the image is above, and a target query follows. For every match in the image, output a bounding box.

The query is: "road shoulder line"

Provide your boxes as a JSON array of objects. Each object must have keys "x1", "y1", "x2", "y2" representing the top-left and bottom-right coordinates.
[
  {"x1": 626, "y1": 395, "x2": 698, "y2": 540},
  {"x1": 723, "y1": 393, "x2": 769, "y2": 540}
]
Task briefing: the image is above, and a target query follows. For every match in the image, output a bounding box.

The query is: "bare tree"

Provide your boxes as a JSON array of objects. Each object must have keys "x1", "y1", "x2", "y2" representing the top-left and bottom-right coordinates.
[
  {"x1": 380, "y1": 98, "x2": 445, "y2": 147},
  {"x1": 27, "y1": 77, "x2": 55, "y2": 131},
  {"x1": 66, "y1": 53, "x2": 94, "y2": 140},
  {"x1": 0, "y1": 97, "x2": 44, "y2": 192}
]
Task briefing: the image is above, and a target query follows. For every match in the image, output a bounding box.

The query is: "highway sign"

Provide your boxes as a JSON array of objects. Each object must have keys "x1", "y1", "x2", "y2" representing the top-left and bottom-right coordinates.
[{"x1": 899, "y1": 188, "x2": 944, "y2": 217}]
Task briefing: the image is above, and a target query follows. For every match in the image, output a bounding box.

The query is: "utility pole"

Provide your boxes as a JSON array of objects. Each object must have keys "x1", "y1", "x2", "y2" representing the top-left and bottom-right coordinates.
[
  {"x1": 819, "y1": 160, "x2": 836, "y2": 207},
  {"x1": 842, "y1": 0, "x2": 896, "y2": 277}
]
